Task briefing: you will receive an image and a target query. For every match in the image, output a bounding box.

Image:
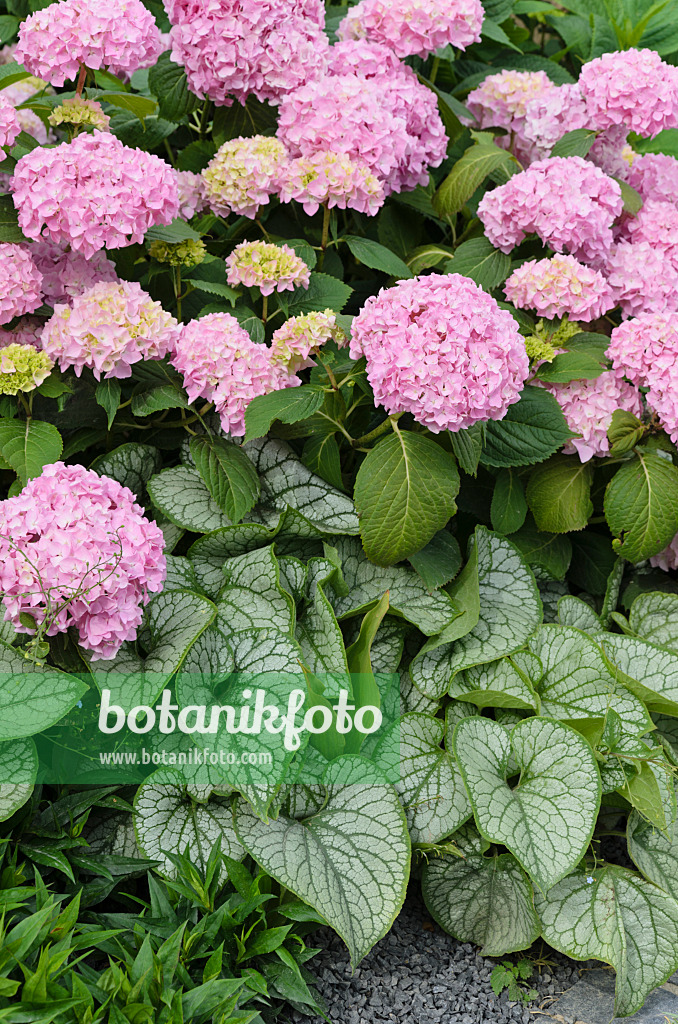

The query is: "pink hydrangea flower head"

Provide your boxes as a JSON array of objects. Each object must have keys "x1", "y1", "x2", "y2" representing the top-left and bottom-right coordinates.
[
  {"x1": 0, "y1": 317, "x2": 44, "y2": 350},
  {"x1": 477, "y1": 156, "x2": 623, "y2": 264},
  {"x1": 587, "y1": 126, "x2": 631, "y2": 181},
  {"x1": 167, "y1": 0, "x2": 329, "y2": 107},
  {"x1": 15, "y1": 0, "x2": 164, "y2": 86},
  {"x1": 0, "y1": 97, "x2": 20, "y2": 148},
  {"x1": 0, "y1": 244, "x2": 43, "y2": 325},
  {"x1": 174, "y1": 170, "x2": 208, "y2": 220},
  {"x1": 519, "y1": 83, "x2": 587, "y2": 162},
  {"x1": 539, "y1": 371, "x2": 644, "y2": 462},
  {"x1": 279, "y1": 151, "x2": 385, "y2": 216},
  {"x1": 337, "y1": 0, "x2": 483, "y2": 58},
  {"x1": 603, "y1": 241, "x2": 678, "y2": 317},
  {"x1": 270, "y1": 310, "x2": 346, "y2": 372},
  {"x1": 349, "y1": 273, "x2": 529, "y2": 433},
  {"x1": 465, "y1": 70, "x2": 562, "y2": 163},
  {"x1": 0, "y1": 462, "x2": 166, "y2": 660},
  {"x1": 607, "y1": 312, "x2": 678, "y2": 446},
  {"x1": 626, "y1": 152, "x2": 678, "y2": 205},
  {"x1": 578, "y1": 48, "x2": 678, "y2": 138},
  {"x1": 327, "y1": 38, "x2": 403, "y2": 78},
  {"x1": 41, "y1": 280, "x2": 180, "y2": 379},
  {"x1": 31, "y1": 240, "x2": 119, "y2": 306},
  {"x1": 504, "y1": 254, "x2": 614, "y2": 321},
  {"x1": 171, "y1": 312, "x2": 300, "y2": 435},
  {"x1": 650, "y1": 532, "x2": 678, "y2": 571},
  {"x1": 202, "y1": 136, "x2": 288, "y2": 218},
  {"x1": 12, "y1": 131, "x2": 179, "y2": 258},
  {"x1": 226, "y1": 241, "x2": 310, "y2": 296},
  {"x1": 619, "y1": 200, "x2": 678, "y2": 258},
  {"x1": 1, "y1": 78, "x2": 54, "y2": 146}
]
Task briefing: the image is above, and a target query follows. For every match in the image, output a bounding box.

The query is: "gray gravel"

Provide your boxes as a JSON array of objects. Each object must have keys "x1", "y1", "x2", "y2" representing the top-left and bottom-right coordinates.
[{"x1": 290, "y1": 894, "x2": 593, "y2": 1024}]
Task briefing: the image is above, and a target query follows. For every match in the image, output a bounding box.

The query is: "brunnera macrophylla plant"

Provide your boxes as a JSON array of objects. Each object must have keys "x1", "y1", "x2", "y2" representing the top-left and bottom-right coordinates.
[{"x1": 0, "y1": 0, "x2": 677, "y2": 1014}]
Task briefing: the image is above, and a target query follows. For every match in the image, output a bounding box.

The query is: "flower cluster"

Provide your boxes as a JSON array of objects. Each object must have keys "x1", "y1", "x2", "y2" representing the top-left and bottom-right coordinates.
[
  {"x1": 0, "y1": 462, "x2": 166, "y2": 659},
  {"x1": 0, "y1": 317, "x2": 44, "y2": 351},
  {"x1": 31, "y1": 240, "x2": 118, "y2": 306},
  {"x1": 171, "y1": 313, "x2": 299, "y2": 435},
  {"x1": 608, "y1": 313, "x2": 678, "y2": 444},
  {"x1": 0, "y1": 244, "x2": 43, "y2": 325},
  {"x1": 603, "y1": 241, "x2": 678, "y2": 318},
  {"x1": 41, "y1": 280, "x2": 180, "y2": 379},
  {"x1": 540, "y1": 371, "x2": 644, "y2": 462},
  {"x1": 651, "y1": 533, "x2": 678, "y2": 572},
  {"x1": 627, "y1": 152, "x2": 678, "y2": 203},
  {"x1": 174, "y1": 170, "x2": 207, "y2": 220},
  {"x1": 279, "y1": 151, "x2": 385, "y2": 216},
  {"x1": 270, "y1": 310, "x2": 345, "y2": 372},
  {"x1": 202, "y1": 136, "x2": 288, "y2": 219},
  {"x1": 578, "y1": 48, "x2": 678, "y2": 137},
  {"x1": 148, "y1": 238, "x2": 206, "y2": 268},
  {"x1": 166, "y1": 0, "x2": 329, "y2": 107},
  {"x1": 350, "y1": 273, "x2": 529, "y2": 433},
  {"x1": 478, "y1": 157, "x2": 623, "y2": 265},
  {"x1": 12, "y1": 131, "x2": 179, "y2": 257},
  {"x1": 504, "y1": 254, "x2": 614, "y2": 321},
  {"x1": 1, "y1": 78, "x2": 53, "y2": 146},
  {"x1": 336, "y1": 0, "x2": 483, "y2": 59},
  {"x1": 49, "y1": 97, "x2": 110, "y2": 132},
  {"x1": 15, "y1": 0, "x2": 163, "y2": 85},
  {"x1": 0, "y1": 343, "x2": 53, "y2": 395},
  {"x1": 0, "y1": 97, "x2": 21, "y2": 148},
  {"x1": 226, "y1": 241, "x2": 310, "y2": 296}
]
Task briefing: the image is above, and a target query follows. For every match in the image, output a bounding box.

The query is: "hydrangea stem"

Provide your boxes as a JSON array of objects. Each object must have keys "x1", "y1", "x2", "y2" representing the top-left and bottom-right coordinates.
[
  {"x1": 75, "y1": 64, "x2": 87, "y2": 98},
  {"x1": 352, "y1": 412, "x2": 403, "y2": 447},
  {"x1": 318, "y1": 203, "x2": 331, "y2": 271}
]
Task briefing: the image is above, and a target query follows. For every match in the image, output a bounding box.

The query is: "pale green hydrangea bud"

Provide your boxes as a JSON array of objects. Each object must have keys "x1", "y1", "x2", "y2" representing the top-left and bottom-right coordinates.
[
  {"x1": 148, "y1": 238, "x2": 207, "y2": 268},
  {"x1": 524, "y1": 317, "x2": 581, "y2": 363},
  {"x1": 49, "y1": 98, "x2": 110, "y2": 131},
  {"x1": 0, "y1": 343, "x2": 54, "y2": 395}
]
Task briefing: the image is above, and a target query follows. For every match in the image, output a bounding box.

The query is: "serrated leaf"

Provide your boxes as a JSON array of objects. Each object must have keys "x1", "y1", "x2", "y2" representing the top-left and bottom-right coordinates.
[
  {"x1": 422, "y1": 852, "x2": 540, "y2": 957},
  {"x1": 302, "y1": 433, "x2": 343, "y2": 491},
  {"x1": 434, "y1": 143, "x2": 517, "y2": 219},
  {"x1": 131, "y1": 379, "x2": 188, "y2": 418},
  {"x1": 526, "y1": 457, "x2": 593, "y2": 533},
  {"x1": 629, "y1": 591, "x2": 678, "y2": 652},
  {"x1": 90, "y1": 443, "x2": 162, "y2": 502},
  {"x1": 550, "y1": 128, "x2": 598, "y2": 158},
  {"x1": 411, "y1": 528, "x2": 542, "y2": 700},
  {"x1": 448, "y1": 423, "x2": 485, "y2": 476},
  {"x1": 454, "y1": 716, "x2": 601, "y2": 891},
  {"x1": 481, "y1": 387, "x2": 573, "y2": 468},
  {"x1": 408, "y1": 531, "x2": 462, "y2": 591},
  {"x1": 619, "y1": 179, "x2": 643, "y2": 215},
  {"x1": 605, "y1": 451, "x2": 678, "y2": 562},
  {"x1": 234, "y1": 757, "x2": 410, "y2": 965},
  {"x1": 511, "y1": 522, "x2": 572, "y2": 580},
  {"x1": 355, "y1": 429, "x2": 459, "y2": 566},
  {"x1": 135, "y1": 776, "x2": 244, "y2": 878},
  {"x1": 536, "y1": 864, "x2": 678, "y2": 1017},
  {"x1": 345, "y1": 236, "x2": 412, "y2": 278},
  {"x1": 212, "y1": 97, "x2": 277, "y2": 146},
  {"x1": 94, "y1": 379, "x2": 121, "y2": 429},
  {"x1": 148, "y1": 51, "x2": 201, "y2": 121},
  {"x1": 244, "y1": 386, "x2": 326, "y2": 443},
  {"x1": 0, "y1": 418, "x2": 62, "y2": 484},
  {"x1": 0, "y1": 642, "x2": 86, "y2": 740},
  {"x1": 287, "y1": 272, "x2": 352, "y2": 315},
  {"x1": 536, "y1": 348, "x2": 607, "y2": 384},
  {"x1": 491, "y1": 469, "x2": 528, "y2": 535},
  {"x1": 0, "y1": 193, "x2": 26, "y2": 243},
  {"x1": 190, "y1": 436, "x2": 259, "y2": 523},
  {"x1": 445, "y1": 237, "x2": 511, "y2": 291},
  {"x1": 607, "y1": 409, "x2": 646, "y2": 455},
  {"x1": 0, "y1": 738, "x2": 37, "y2": 821},
  {"x1": 145, "y1": 218, "x2": 201, "y2": 243}
]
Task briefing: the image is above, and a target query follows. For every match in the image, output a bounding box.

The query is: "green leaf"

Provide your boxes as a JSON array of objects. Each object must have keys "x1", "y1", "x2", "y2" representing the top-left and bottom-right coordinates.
[
  {"x1": 99, "y1": 91, "x2": 158, "y2": 119},
  {"x1": 434, "y1": 141, "x2": 517, "y2": 219},
  {"x1": 95, "y1": 379, "x2": 121, "y2": 430},
  {"x1": 535, "y1": 349, "x2": 607, "y2": 384},
  {"x1": 145, "y1": 218, "x2": 201, "y2": 243},
  {"x1": 629, "y1": 591, "x2": 678, "y2": 652},
  {"x1": 605, "y1": 451, "x2": 678, "y2": 562},
  {"x1": 234, "y1": 757, "x2": 410, "y2": 965},
  {"x1": 491, "y1": 469, "x2": 528, "y2": 535},
  {"x1": 0, "y1": 418, "x2": 62, "y2": 484},
  {"x1": 244, "y1": 386, "x2": 326, "y2": 443},
  {"x1": 526, "y1": 458, "x2": 593, "y2": 533},
  {"x1": 217, "y1": 546, "x2": 294, "y2": 634},
  {"x1": 411, "y1": 528, "x2": 542, "y2": 700},
  {"x1": 618, "y1": 179, "x2": 644, "y2": 215},
  {"x1": 550, "y1": 128, "x2": 598, "y2": 158},
  {"x1": 148, "y1": 51, "x2": 201, "y2": 121},
  {"x1": 148, "y1": 465, "x2": 232, "y2": 532},
  {"x1": 302, "y1": 433, "x2": 343, "y2": 491},
  {"x1": 423, "y1": 851, "x2": 540, "y2": 956},
  {"x1": 354, "y1": 429, "x2": 459, "y2": 566},
  {"x1": 535, "y1": 865, "x2": 678, "y2": 1017},
  {"x1": 406, "y1": 243, "x2": 455, "y2": 275},
  {"x1": 452, "y1": 656, "x2": 539, "y2": 711},
  {"x1": 287, "y1": 272, "x2": 353, "y2": 315},
  {"x1": 0, "y1": 193, "x2": 26, "y2": 243},
  {"x1": 481, "y1": 387, "x2": 573, "y2": 468},
  {"x1": 190, "y1": 436, "x2": 260, "y2": 523},
  {"x1": 0, "y1": 738, "x2": 37, "y2": 821},
  {"x1": 135, "y1": 777, "x2": 244, "y2": 878},
  {"x1": 607, "y1": 410, "x2": 646, "y2": 455},
  {"x1": 511, "y1": 522, "x2": 572, "y2": 580},
  {"x1": 449, "y1": 423, "x2": 485, "y2": 477},
  {"x1": 453, "y1": 716, "x2": 601, "y2": 892},
  {"x1": 0, "y1": 642, "x2": 86, "y2": 740},
  {"x1": 408, "y1": 530, "x2": 462, "y2": 591},
  {"x1": 444, "y1": 237, "x2": 511, "y2": 291},
  {"x1": 131, "y1": 379, "x2": 188, "y2": 418},
  {"x1": 601, "y1": 633, "x2": 678, "y2": 716},
  {"x1": 211, "y1": 97, "x2": 278, "y2": 147},
  {"x1": 628, "y1": 793, "x2": 678, "y2": 894},
  {"x1": 345, "y1": 236, "x2": 412, "y2": 278},
  {"x1": 0, "y1": 62, "x2": 30, "y2": 92},
  {"x1": 90, "y1": 443, "x2": 162, "y2": 502}
]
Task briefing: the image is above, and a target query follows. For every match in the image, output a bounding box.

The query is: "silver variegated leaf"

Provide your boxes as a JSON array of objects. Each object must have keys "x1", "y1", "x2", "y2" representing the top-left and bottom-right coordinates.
[{"x1": 601, "y1": 633, "x2": 678, "y2": 716}]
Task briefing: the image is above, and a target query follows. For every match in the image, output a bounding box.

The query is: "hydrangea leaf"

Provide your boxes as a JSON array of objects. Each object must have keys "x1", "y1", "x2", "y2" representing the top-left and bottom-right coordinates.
[
  {"x1": 601, "y1": 633, "x2": 678, "y2": 717},
  {"x1": 480, "y1": 387, "x2": 574, "y2": 469},
  {"x1": 189, "y1": 435, "x2": 260, "y2": 523},
  {"x1": 373, "y1": 713, "x2": 471, "y2": 843},
  {"x1": 629, "y1": 592, "x2": 678, "y2": 653},
  {"x1": 422, "y1": 851, "x2": 540, "y2": 956},
  {"x1": 148, "y1": 465, "x2": 232, "y2": 532},
  {"x1": 216, "y1": 546, "x2": 295, "y2": 636},
  {"x1": 134, "y1": 774, "x2": 244, "y2": 878},
  {"x1": 0, "y1": 641, "x2": 86, "y2": 740},
  {"x1": 411, "y1": 528, "x2": 542, "y2": 699},
  {"x1": 453, "y1": 716, "x2": 601, "y2": 892},
  {"x1": 605, "y1": 451, "x2": 678, "y2": 562},
  {"x1": 91, "y1": 443, "x2": 162, "y2": 501},
  {"x1": 535, "y1": 865, "x2": 678, "y2": 1018},
  {"x1": 329, "y1": 536, "x2": 459, "y2": 636},
  {"x1": 528, "y1": 626, "x2": 652, "y2": 731},
  {"x1": 0, "y1": 737, "x2": 36, "y2": 821},
  {"x1": 0, "y1": 418, "x2": 63, "y2": 485},
  {"x1": 451, "y1": 657, "x2": 539, "y2": 711},
  {"x1": 234, "y1": 756, "x2": 410, "y2": 966}
]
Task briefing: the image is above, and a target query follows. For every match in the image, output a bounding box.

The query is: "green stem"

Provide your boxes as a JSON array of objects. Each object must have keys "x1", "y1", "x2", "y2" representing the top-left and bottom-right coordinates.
[
  {"x1": 75, "y1": 64, "x2": 87, "y2": 98},
  {"x1": 199, "y1": 99, "x2": 213, "y2": 138},
  {"x1": 352, "y1": 413, "x2": 403, "y2": 448},
  {"x1": 318, "y1": 203, "x2": 331, "y2": 271},
  {"x1": 173, "y1": 266, "x2": 182, "y2": 322},
  {"x1": 261, "y1": 294, "x2": 268, "y2": 325}
]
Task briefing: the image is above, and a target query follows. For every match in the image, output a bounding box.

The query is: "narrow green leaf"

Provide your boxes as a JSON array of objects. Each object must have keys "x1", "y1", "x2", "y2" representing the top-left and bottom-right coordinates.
[
  {"x1": 190, "y1": 436, "x2": 260, "y2": 523},
  {"x1": 345, "y1": 236, "x2": 412, "y2": 278},
  {"x1": 95, "y1": 379, "x2": 121, "y2": 430}
]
